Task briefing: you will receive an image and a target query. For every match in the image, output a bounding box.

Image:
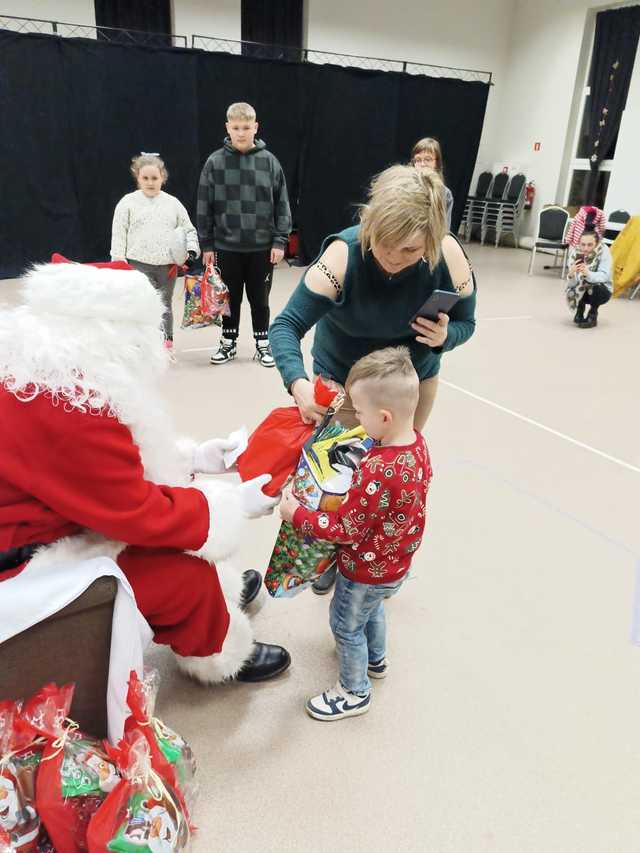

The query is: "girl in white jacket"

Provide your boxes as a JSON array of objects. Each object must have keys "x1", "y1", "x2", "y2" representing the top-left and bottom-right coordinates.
[{"x1": 111, "y1": 154, "x2": 200, "y2": 348}]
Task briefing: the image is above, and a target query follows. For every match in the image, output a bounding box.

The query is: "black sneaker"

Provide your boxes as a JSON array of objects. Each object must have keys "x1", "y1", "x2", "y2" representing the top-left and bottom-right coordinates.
[
  {"x1": 210, "y1": 338, "x2": 237, "y2": 365},
  {"x1": 254, "y1": 342, "x2": 275, "y2": 368},
  {"x1": 367, "y1": 657, "x2": 388, "y2": 679},
  {"x1": 578, "y1": 310, "x2": 598, "y2": 329}
]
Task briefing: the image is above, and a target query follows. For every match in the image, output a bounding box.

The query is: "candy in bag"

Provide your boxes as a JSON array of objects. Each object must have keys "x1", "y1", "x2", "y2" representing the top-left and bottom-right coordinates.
[
  {"x1": 0, "y1": 700, "x2": 43, "y2": 853},
  {"x1": 22, "y1": 684, "x2": 119, "y2": 853},
  {"x1": 123, "y1": 671, "x2": 196, "y2": 819},
  {"x1": 87, "y1": 733, "x2": 190, "y2": 853}
]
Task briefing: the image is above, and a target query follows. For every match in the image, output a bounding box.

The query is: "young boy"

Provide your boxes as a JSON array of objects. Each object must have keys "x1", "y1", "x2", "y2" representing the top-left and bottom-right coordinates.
[
  {"x1": 197, "y1": 102, "x2": 291, "y2": 367},
  {"x1": 280, "y1": 347, "x2": 432, "y2": 720}
]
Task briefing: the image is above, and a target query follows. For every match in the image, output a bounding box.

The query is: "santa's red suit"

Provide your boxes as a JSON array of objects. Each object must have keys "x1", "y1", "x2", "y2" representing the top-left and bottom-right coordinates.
[{"x1": 0, "y1": 262, "x2": 286, "y2": 683}]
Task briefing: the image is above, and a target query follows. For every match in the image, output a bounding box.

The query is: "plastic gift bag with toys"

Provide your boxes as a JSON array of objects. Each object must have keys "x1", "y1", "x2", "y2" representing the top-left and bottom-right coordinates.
[
  {"x1": 20, "y1": 683, "x2": 119, "y2": 853},
  {"x1": 87, "y1": 732, "x2": 190, "y2": 853},
  {"x1": 181, "y1": 260, "x2": 230, "y2": 330},
  {"x1": 0, "y1": 699, "x2": 45, "y2": 853},
  {"x1": 264, "y1": 411, "x2": 374, "y2": 597},
  {"x1": 123, "y1": 671, "x2": 197, "y2": 821}
]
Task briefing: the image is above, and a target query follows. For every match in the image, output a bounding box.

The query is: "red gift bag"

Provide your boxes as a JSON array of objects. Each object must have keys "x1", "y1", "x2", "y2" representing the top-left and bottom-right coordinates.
[
  {"x1": 22, "y1": 684, "x2": 119, "y2": 853},
  {"x1": 123, "y1": 671, "x2": 196, "y2": 822},
  {"x1": 0, "y1": 700, "x2": 44, "y2": 853},
  {"x1": 236, "y1": 377, "x2": 339, "y2": 496},
  {"x1": 87, "y1": 734, "x2": 190, "y2": 853}
]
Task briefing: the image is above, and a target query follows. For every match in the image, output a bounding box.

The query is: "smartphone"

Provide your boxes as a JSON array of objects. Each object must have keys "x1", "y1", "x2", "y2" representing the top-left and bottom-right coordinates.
[
  {"x1": 410, "y1": 289, "x2": 460, "y2": 325},
  {"x1": 575, "y1": 254, "x2": 585, "y2": 264}
]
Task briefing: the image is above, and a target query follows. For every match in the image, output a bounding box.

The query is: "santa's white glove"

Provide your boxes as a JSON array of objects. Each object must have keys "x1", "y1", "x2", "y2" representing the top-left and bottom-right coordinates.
[
  {"x1": 239, "y1": 474, "x2": 280, "y2": 518},
  {"x1": 193, "y1": 436, "x2": 243, "y2": 474}
]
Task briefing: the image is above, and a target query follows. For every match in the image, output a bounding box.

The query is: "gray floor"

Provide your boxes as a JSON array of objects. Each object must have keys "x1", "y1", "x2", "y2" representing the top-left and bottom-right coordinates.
[{"x1": 4, "y1": 245, "x2": 640, "y2": 852}]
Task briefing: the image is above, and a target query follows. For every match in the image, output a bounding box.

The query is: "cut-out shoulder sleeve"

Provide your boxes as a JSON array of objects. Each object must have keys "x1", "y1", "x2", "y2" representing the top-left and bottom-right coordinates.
[
  {"x1": 441, "y1": 235, "x2": 473, "y2": 296},
  {"x1": 269, "y1": 238, "x2": 348, "y2": 391},
  {"x1": 304, "y1": 239, "x2": 348, "y2": 300}
]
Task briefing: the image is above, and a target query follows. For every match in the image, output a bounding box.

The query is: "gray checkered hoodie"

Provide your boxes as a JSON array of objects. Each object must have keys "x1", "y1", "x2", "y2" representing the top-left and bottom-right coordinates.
[{"x1": 197, "y1": 138, "x2": 291, "y2": 253}]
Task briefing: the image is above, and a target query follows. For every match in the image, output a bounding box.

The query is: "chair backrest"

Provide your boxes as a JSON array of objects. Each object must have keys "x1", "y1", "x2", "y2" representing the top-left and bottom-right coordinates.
[
  {"x1": 475, "y1": 171, "x2": 493, "y2": 199},
  {"x1": 607, "y1": 209, "x2": 630, "y2": 224},
  {"x1": 538, "y1": 206, "x2": 570, "y2": 241},
  {"x1": 490, "y1": 172, "x2": 509, "y2": 200},
  {"x1": 505, "y1": 173, "x2": 526, "y2": 204}
]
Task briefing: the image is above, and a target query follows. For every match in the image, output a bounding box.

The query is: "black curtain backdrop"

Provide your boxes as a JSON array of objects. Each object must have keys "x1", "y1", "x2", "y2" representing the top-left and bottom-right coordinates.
[
  {"x1": 0, "y1": 29, "x2": 490, "y2": 278},
  {"x1": 584, "y1": 5, "x2": 640, "y2": 203},
  {"x1": 94, "y1": 0, "x2": 172, "y2": 34},
  {"x1": 241, "y1": 0, "x2": 303, "y2": 60}
]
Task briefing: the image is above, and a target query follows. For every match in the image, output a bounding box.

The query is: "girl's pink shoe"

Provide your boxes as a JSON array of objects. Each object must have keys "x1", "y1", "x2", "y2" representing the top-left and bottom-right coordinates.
[{"x1": 164, "y1": 339, "x2": 174, "y2": 350}]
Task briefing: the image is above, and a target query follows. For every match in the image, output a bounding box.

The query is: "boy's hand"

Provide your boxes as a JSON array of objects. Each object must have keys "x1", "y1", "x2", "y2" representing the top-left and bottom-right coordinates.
[
  {"x1": 271, "y1": 247, "x2": 285, "y2": 265},
  {"x1": 280, "y1": 486, "x2": 301, "y2": 523}
]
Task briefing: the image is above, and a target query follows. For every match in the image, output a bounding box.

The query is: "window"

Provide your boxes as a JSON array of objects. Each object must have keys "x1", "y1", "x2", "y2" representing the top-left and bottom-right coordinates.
[{"x1": 564, "y1": 83, "x2": 614, "y2": 210}]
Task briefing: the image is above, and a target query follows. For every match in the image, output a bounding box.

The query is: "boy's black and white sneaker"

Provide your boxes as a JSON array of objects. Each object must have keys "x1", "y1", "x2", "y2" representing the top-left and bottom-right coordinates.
[
  {"x1": 305, "y1": 682, "x2": 371, "y2": 721},
  {"x1": 254, "y1": 342, "x2": 275, "y2": 368},
  {"x1": 367, "y1": 657, "x2": 389, "y2": 679},
  {"x1": 210, "y1": 338, "x2": 237, "y2": 365}
]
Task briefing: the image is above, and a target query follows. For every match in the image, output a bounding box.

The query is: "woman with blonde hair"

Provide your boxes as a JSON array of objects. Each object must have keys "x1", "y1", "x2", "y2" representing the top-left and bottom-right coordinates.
[
  {"x1": 269, "y1": 164, "x2": 475, "y2": 592},
  {"x1": 411, "y1": 137, "x2": 454, "y2": 229}
]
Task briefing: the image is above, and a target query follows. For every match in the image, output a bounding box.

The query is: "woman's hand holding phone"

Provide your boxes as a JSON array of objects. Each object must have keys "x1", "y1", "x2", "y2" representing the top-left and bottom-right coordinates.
[{"x1": 412, "y1": 312, "x2": 449, "y2": 347}]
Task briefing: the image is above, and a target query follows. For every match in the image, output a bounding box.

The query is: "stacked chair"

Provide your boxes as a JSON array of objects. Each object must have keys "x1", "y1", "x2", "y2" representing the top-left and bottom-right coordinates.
[
  {"x1": 460, "y1": 171, "x2": 493, "y2": 241},
  {"x1": 483, "y1": 173, "x2": 526, "y2": 247},
  {"x1": 477, "y1": 172, "x2": 509, "y2": 245},
  {"x1": 461, "y1": 171, "x2": 527, "y2": 247}
]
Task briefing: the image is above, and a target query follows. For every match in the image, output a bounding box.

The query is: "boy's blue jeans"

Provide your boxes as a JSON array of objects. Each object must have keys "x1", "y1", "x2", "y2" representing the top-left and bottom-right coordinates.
[{"x1": 329, "y1": 570, "x2": 404, "y2": 696}]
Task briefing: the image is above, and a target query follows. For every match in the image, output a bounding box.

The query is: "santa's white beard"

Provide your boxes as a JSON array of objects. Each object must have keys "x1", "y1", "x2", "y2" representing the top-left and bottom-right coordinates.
[{"x1": 0, "y1": 307, "x2": 191, "y2": 486}]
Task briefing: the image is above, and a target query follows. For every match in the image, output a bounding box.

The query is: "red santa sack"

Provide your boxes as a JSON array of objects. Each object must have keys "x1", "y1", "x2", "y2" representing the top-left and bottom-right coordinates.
[
  {"x1": 236, "y1": 377, "x2": 339, "y2": 496},
  {"x1": 21, "y1": 684, "x2": 119, "y2": 853},
  {"x1": 87, "y1": 733, "x2": 190, "y2": 853}
]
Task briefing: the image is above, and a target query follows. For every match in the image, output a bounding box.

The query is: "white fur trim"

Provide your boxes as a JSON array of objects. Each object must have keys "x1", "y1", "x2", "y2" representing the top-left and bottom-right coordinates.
[
  {"x1": 215, "y1": 561, "x2": 244, "y2": 606},
  {"x1": 188, "y1": 478, "x2": 245, "y2": 563},
  {"x1": 23, "y1": 263, "x2": 164, "y2": 327},
  {"x1": 173, "y1": 604, "x2": 254, "y2": 683},
  {"x1": 27, "y1": 532, "x2": 126, "y2": 570}
]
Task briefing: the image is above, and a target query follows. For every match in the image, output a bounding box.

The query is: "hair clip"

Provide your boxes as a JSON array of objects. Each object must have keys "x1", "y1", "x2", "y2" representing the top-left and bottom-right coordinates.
[{"x1": 140, "y1": 151, "x2": 160, "y2": 156}]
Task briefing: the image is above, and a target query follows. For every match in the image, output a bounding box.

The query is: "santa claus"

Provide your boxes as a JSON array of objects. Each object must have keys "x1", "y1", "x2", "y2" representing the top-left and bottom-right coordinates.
[{"x1": 0, "y1": 262, "x2": 290, "y2": 683}]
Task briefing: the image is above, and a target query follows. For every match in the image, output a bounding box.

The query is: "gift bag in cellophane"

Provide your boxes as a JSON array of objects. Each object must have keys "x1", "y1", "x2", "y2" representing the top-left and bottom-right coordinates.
[
  {"x1": 123, "y1": 671, "x2": 196, "y2": 821},
  {"x1": 21, "y1": 684, "x2": 119, "y2": 853},
  {"x1": 87, "y1": 732, "x2": 190, "y2": 853},
  {"x1": 0, "y1": 699, "x2": 45, "y2": 853}
]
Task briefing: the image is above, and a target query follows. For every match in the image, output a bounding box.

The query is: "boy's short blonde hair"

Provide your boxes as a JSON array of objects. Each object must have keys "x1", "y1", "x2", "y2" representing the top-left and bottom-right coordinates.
[
  {"x1": 346, "y1": 346, "x2": 419, "y2": 419},
  {"x1": 359, "y1": 165, "x2": 447, "y2": 270},
  {"x1": 226, "y1": 102, "x2": 256, "y2": 121}
]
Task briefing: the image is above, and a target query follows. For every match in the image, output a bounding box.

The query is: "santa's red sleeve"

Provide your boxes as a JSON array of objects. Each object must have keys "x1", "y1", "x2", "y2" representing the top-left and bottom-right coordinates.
[
  {"x1": 291, "y1": 465, "x2": 378, "y2": 545},
  {"x1": 1, "y1": 393, "x2": 243, "y2": 562}
]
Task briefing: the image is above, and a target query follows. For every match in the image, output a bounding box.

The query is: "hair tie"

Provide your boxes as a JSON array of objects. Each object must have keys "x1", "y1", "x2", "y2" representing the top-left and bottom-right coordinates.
[{"x1": 140, "y1": 151, "x2": 160, "y2": 156}]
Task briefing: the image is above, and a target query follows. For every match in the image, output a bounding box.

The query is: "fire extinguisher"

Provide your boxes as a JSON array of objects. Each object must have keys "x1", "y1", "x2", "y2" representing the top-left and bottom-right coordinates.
[{"x1": 524, "y1": 180, "x2": 535, "y2": 210}]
